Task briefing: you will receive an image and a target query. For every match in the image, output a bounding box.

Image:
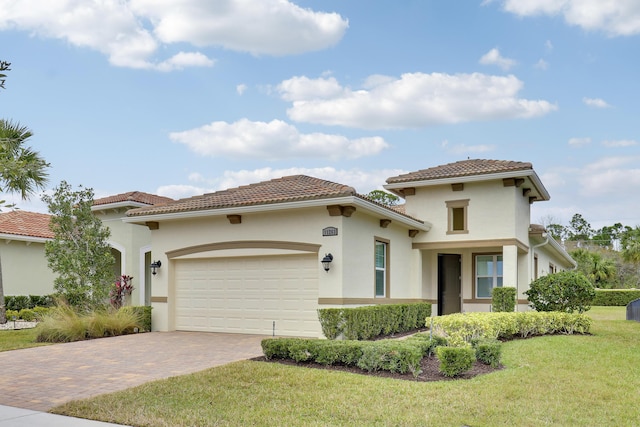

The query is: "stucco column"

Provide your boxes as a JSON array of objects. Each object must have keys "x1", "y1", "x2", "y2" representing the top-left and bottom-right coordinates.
[{"x1": 502, "y1": 245, "x2": 518, "y2": 290}]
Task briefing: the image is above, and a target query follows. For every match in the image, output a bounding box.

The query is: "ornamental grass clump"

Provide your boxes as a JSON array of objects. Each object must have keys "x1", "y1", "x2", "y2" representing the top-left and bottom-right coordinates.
[{"x1": 36, "y1": 302, "x2": 144, "y2": 343}]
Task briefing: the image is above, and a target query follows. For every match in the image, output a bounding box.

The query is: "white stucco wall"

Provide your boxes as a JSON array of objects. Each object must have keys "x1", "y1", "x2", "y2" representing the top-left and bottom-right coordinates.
[
  {"x1": 96, "y1": 209, "x2": 153, "y2": 306},
  {"x1": 405, "y1": 180, "x2": 531, "y2": 244}
]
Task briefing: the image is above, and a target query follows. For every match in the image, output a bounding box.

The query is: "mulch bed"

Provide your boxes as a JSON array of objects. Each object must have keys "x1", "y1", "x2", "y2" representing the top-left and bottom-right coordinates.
[{"x1": 253, "y1": 355, "x2": 501, "y2": 382}]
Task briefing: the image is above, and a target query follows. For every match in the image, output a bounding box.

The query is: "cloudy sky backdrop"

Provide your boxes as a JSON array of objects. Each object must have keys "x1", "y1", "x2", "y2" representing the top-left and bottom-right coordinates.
[{"x1": 1, "y1": 0, "x2": 639, "y2": 229}]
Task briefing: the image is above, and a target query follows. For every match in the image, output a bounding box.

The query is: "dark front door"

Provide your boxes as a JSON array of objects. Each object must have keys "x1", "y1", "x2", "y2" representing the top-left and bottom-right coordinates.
[{"x1": 438, "y1": 254, "x2": 461, "y2": 315}]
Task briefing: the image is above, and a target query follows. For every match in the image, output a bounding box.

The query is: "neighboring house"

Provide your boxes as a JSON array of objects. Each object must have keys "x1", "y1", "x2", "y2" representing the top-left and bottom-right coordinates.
[
  {"x1": 125, "y1": 159, "x2": 575, "y2": 337},
  {"x1": 0, "y1": 191, "x2": 173, "y2": 305},
  {"x1": 0, "y1": 210, "x2": 56, "y2": 296}
]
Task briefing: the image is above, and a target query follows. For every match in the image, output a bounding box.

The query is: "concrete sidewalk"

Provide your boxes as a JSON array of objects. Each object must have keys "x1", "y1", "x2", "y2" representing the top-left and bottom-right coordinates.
[
  {"x1": 0, "y1": 405, "x2": 130, "y2": 426},
  {"x1": 0, "y1": 331, "x2": 265, "y2": 412}
]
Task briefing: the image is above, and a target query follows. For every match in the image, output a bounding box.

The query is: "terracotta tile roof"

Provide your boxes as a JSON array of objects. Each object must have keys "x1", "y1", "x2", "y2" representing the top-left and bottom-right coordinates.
[
  {"x1": 127, "y1": 175, "x2": 358, "y2": 217},
  {"x1": 386, "y1": 159, "x2": 533, "y2": 184},
  {"x1": 0, "y1": 210, "x2": 53, "y2": 239},
  {"x1": 93, "y1": 191, "x2": 174, "y2": 207}
]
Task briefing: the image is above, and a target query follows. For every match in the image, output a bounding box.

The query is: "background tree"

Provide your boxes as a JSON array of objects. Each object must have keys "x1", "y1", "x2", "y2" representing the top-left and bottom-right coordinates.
[
  {"x1": 0, "y1": 61, "x2": 50, "y2": 324},
  {"x1": 570, "y1": 248, "x2": 617, "y2": 288},
  {"x1": 621, "y1": 226, "x2": 640, "y2": 286},
  {"x1": 567, "y1": 213, "x2": 594, "y2": 244},
  {"x1": 366, "y1": 190, "x2": 400, "y2": 206},
  {"x1": 0, "y1": 61, "x2": 10, "y2": 90},
  {"x1": 43, "y1": 181, "x2": 115, "y2": 309}
]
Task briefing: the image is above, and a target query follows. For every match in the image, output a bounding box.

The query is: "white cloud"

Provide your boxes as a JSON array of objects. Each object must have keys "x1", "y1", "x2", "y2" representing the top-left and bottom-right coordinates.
[
  {"x1": 568, "y1": 137, "x2": 591, "y2": 147},
  {"x1": 602, "y1": 139, "x2": 638, "y2": 147},
  {"x1": 479, "y1": 48, "x2": 517, "y2": 70},
  {"x1": 278, "y1": 73, "x2": 557, "y2": 129},
  {"x1": 545, "y1": 39, "x2": 554, "y2": 51},
  {"x1": 157, "y1": 167, "x2": 408, "y2": 200},
  {"x1": 580, "y1": 156, "x2": 640, "y2": 196},
  {"x1": 236, "y1": 84, "x2": 248, "y2": 95},
  {"x1": 0, "y1": 0, "x2": 348, "y2": 69},
  {"x1": 156, "y1": 52, "x2": 215, "y2": 72},
  {"x1": 169, "y1": 118, "x2": 389, "y2": 160},
  {"x1": 494, "y1": 0, "x2": 640, "y2": 37},
  {"x1": 534, "y1": 59, "x2": 549, "y2": 70},
  {"x1": 131, "y1": 0, "x2": 348, "y2": 55},
  {"x1": 583, "y1": 97, "x2": 611, "y2": 108}
]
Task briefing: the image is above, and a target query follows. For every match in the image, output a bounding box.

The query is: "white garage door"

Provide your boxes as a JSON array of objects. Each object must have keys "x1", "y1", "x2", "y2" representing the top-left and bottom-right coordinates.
[{"x1": 174, "y1": 254, "x2": 321, "y2": 337}]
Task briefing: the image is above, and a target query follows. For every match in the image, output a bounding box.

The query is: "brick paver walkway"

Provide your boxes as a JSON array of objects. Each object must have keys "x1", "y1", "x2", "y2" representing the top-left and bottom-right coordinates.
[{"x1": 0, "y1": 332, "x2": 264, "y2": 411}]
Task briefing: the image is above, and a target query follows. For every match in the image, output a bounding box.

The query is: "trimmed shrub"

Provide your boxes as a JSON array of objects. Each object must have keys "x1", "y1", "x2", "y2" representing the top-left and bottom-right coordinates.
[
  {"x1": 317, "y1": 303, "x2": 432, "y2": 340},
  {"x1": 492, "y1": 287, "x2": 516, "y2": 312},
  {"x1": 525, "y1": 271, "x2": 596, "y2": 313},
  {"x1": 317, "y1": 308, "x2": 343, "y2": 340},
  {"x1": 5, "y1": 309, "x2": 18, "y2": 320},
  {"x1": 356, "y1": 341, "x2": 423, "y2": 375},
  {"x1": 18, "y1": 309, "x2": 36, "y2": 322},
  {"x1": 593, "y1": 289, "x2": 640, "y2": 306},
  {"x1": 472, "y1": 338, "x2": 502, "y2": 367},
  {"x1": 432, "y1": 311, "x2": 592, "y2": 345},
  {"x1": 435, "y1": 346, "x2": 475, "y2": 377}
]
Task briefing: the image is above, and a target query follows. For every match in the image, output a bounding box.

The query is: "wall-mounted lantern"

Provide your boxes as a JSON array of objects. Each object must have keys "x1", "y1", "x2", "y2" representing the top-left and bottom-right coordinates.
[
  {"x1": 150, "y1": 260, "x2": 162, "y2": 275},
  {"x1": 321, "y1": 253, "x2": 333, "y2": 272}
]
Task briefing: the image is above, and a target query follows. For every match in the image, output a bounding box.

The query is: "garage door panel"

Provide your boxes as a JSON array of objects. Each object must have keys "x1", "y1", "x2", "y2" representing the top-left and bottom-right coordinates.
[{"x1": 175, "y1": 254, "x2": 321, "y2": 337}]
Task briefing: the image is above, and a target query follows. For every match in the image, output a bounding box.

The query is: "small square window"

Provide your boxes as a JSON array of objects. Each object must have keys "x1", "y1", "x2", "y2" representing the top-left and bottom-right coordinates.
[{"x1": 446, "y1": 199, "x2": 469, "y2": 234}]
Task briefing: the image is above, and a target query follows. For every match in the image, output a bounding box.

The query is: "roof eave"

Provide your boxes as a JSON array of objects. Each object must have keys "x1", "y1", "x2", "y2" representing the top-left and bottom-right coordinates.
[
  {"x1": 384, "y1": 169, "x2": 551, "y2": 201},
  {"x1": 0, "y1": 233, "x2": 51, "y2": 243},
  {"x1": 92, "y1": 201, "x2": 151, "y2": 212},
  {"x1": 124, "y1": 196, "x2": 431, "y2": 231}
]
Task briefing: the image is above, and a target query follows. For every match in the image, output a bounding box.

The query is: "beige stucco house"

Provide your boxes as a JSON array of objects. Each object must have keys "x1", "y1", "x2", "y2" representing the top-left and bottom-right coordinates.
[
  {"x1": 125, "y1": 159, "x2": 575, "y2": 337},
  {"x1": 0, "y1": 191, "x2": 173, "y2": 305}
]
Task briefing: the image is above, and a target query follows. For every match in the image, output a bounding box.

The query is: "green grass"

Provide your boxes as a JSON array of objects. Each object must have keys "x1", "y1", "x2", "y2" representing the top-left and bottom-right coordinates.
[
  {"x1": 52, "y1": 307, "x2": 640, "y2": 427},
  {"x1": 0, "y1": 328, "x2": 49, "y2": 352}
]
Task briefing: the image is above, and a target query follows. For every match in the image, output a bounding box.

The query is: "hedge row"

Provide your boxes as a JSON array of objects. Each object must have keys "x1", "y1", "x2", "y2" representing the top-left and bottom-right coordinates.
[
  {"x1": 4, "y1": 295, "x2": 55, "y2": 311},
  {"x1": 5, "y1": 307, "x2": 51, "y2": 322},
  {"x1": 317, "y1": 303, "x2": 432, "y2": 340},
  {"x1": 592, "y1": 289, "x2": 640, "y2": 306},
  {"x1": 431, "y1": 311, "x2": 592, "y2": 346},
  {"x1": 262, "y1": 334, "x2": 443, "y2": 377}
]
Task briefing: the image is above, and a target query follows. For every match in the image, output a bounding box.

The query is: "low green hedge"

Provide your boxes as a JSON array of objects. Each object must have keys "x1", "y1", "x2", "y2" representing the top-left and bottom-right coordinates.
[
  {"x1": 4, "y1": 295, "x2": 54, "y2": 311},
  {"x1": 593, "y1": 289, "x2": 640, "y2": 306},
  {"x1": 4, "y1": 307, "x2": 50, "y2": 321},
  {"x1": 262, "y1": 334, "x2": 440, "y2": 377},
  {"x1": 431, "y1": 311, "x2": 592, "y2": 346},
  {"x1": 317, "y1": 303, "x2": 432, "y2": 340}
]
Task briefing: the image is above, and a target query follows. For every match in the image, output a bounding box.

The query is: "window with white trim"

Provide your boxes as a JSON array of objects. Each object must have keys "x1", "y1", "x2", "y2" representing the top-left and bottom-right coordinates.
[
  {"x1": 375, "y1": 239, "x2": 388, "y2": 297},
  {"x1": 475, "y1": 254, "x2": 503, "y2": 298}
]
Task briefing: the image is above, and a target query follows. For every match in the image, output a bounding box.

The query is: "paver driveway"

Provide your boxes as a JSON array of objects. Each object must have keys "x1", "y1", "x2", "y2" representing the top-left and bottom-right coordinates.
[{"x1": 0, "y1": 331, "x2": 264, "y2": 411}]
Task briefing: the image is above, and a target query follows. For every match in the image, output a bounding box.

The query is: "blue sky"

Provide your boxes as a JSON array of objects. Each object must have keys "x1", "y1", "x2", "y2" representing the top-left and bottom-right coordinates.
[{"x1": 1, "y1": 0, "x2": 639, "y2": 230}]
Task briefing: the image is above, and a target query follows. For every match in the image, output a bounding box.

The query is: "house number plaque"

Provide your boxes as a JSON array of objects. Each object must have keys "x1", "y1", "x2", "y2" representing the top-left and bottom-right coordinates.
[{"x1": 322, "y1": 227, "x2": 338, "y2": 237}]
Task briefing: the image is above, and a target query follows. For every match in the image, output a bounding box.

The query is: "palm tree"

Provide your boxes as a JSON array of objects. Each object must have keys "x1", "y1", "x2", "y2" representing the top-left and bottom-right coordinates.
[
  {"x1": 622, "y1": 230, "x2": 640, "y2": 287},
  {"x1": 0, "y1": 119, "x2": 49, "y2": 323}
]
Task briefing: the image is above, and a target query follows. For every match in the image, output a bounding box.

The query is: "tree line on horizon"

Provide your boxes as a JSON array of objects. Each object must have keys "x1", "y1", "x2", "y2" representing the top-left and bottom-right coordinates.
[{"x1": 544, "y1": 213, "x2": 640, "y2": 289}]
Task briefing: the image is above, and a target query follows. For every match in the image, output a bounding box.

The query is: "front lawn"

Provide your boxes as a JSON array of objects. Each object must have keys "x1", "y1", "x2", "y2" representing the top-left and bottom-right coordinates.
[
  {"x1": 0, "y1": 327, "x2": 48, "y2": 352},
  {"x1": 52, "y1": 307, "x2": 640, "y2": 426}
]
